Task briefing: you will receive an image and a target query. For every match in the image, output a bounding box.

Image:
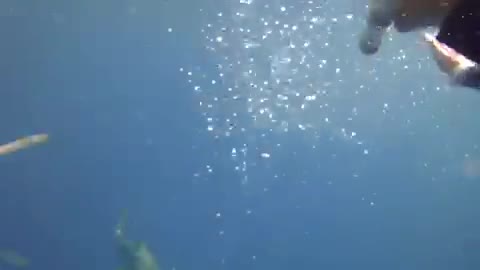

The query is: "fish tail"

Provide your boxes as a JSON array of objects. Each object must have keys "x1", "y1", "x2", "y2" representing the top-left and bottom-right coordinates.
[{"x1": 115, "y1": 209, "x2": 129, "y2": 239}]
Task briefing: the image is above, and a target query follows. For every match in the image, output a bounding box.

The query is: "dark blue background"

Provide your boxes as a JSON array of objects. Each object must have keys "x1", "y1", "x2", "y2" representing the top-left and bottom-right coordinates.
[{"x1": 1, "y1": 1, "x2": 479, "y2": 270}]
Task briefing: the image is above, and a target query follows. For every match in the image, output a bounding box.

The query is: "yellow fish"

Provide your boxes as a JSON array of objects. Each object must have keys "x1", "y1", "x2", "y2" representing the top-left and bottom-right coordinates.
[{"x1": 0, "y1": 134, "x2": 48, "y2": 156}]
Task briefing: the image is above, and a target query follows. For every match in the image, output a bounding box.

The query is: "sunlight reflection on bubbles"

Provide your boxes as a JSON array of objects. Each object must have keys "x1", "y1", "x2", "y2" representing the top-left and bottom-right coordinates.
[{"x1": 183, "y1": 0, "x2": 450, "y2": 185}]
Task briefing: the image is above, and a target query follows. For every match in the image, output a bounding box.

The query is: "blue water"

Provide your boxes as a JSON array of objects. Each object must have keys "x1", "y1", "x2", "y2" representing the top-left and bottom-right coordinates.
[{"x1": 1, "y1": 1, "x2": 480, "y2": 270}]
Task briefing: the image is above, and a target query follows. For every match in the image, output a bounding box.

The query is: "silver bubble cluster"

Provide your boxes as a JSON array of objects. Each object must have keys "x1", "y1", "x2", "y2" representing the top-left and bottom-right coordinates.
[
  {"x1": 186, "y1": 0, "x2": 373, "y2": 140},
  {"x1": 183, "y1": 0, "x2": 461, "y2": 183}
]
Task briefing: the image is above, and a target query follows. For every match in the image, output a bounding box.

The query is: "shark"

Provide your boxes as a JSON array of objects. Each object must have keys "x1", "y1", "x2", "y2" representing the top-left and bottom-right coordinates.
[{"x1": 114, "y1": 210, "x2": 160, "y2": 270}]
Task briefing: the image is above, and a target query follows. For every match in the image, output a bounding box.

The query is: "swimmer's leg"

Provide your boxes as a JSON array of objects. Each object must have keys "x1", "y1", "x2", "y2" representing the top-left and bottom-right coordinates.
[
  {"x1": 452, "y1": 66, "x2": 480, "y2": 90},
  {"x1": 436, "y1": 0, "x2": 480, "y2": 63},
  {"x1": 359, "y1": 0, "x2": 394, "y2": 55}
]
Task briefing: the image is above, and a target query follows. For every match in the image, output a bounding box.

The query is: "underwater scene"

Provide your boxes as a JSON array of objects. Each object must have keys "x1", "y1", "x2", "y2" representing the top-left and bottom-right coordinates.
[{"x1": 1, "y1": 0, "x2": 480, "y2": 269}]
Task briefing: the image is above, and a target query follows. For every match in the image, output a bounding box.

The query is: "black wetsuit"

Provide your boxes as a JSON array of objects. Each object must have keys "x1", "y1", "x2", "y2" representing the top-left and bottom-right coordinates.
[{"x1": 436, "y1": 0, "x2": 480, "y2": 89}]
